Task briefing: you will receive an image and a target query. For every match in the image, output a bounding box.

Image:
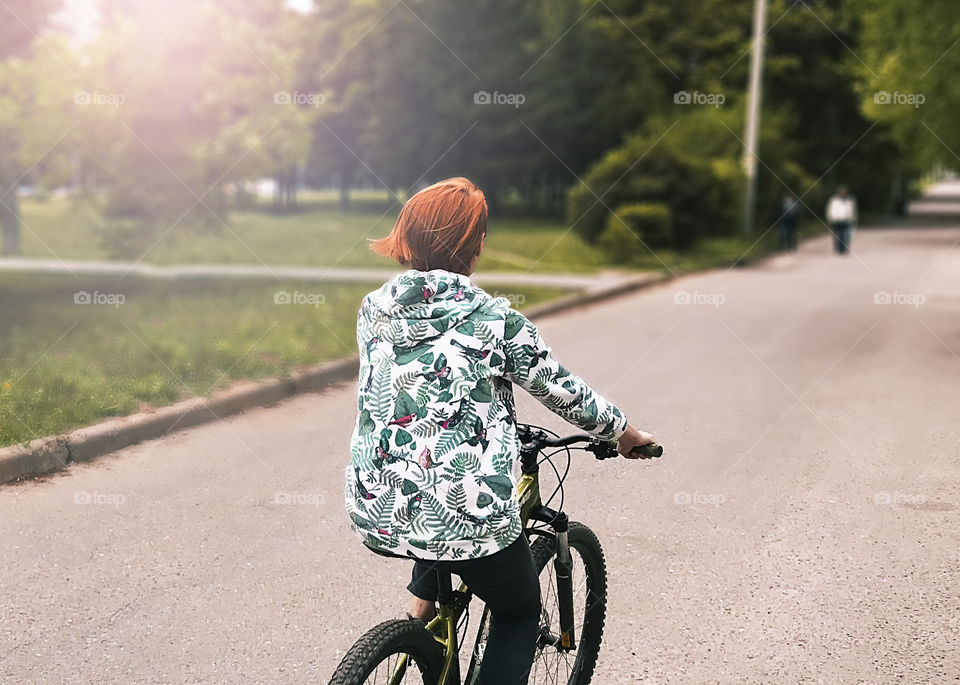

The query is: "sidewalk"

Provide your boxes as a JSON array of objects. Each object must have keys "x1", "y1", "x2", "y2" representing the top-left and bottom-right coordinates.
[{"x1": 0, "y1": 257, "x2": 632, "y2": 291}]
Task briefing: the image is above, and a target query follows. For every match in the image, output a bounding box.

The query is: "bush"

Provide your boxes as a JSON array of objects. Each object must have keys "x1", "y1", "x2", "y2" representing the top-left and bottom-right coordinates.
[
  {"x1": 599, "y1": 203, "x2": 672, "y2": 262},
  {"x1": 568, "y1": 112, "x2": 745, "y2": 250}
]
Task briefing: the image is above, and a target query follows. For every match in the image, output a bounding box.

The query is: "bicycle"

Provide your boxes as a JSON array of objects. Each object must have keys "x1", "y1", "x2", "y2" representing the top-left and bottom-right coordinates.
[{"x1": 329, "y1": 424, "x2": 663, "y2": 685}]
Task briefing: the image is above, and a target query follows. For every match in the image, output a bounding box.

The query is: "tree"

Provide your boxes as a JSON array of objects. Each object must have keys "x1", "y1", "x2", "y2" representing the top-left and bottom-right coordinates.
[
  {"x1": 0, "y1": 0, "x2": 62, "y2": 254},
  {"x1": 76, "y1": 0, "x2": 314, "y2": 256},
  {"x1": 569, "y1": 111, "x2": 745, "y2": 249},
  {"x1": 761, "y1": 0, "x2": 903, "y2": 214},
  {"x1": 858, "y1": 0, "x2": 957, "y2": 181}
]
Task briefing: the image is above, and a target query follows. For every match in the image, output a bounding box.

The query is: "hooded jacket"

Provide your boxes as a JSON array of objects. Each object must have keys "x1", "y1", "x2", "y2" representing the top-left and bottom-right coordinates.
[{"x1": 345, "y1": 269, "x2": 627, "y2": 561}]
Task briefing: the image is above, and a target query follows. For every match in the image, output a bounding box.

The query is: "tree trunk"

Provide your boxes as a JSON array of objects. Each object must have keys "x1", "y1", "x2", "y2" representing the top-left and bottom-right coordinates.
[{"x1": 1, "y1": 188, "x2": 20, "y2": 255}]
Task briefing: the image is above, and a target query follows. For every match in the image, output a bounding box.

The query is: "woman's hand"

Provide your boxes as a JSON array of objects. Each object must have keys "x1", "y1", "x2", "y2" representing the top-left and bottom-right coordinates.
[{"x1": 617, "y1": 424, "x2": 657, "y2": 459}]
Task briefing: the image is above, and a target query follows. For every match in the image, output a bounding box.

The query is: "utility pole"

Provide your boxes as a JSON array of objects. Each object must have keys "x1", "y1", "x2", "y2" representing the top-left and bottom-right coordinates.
[{"x1": 741, "y1": 0, "x2": 768, "y2": 236}]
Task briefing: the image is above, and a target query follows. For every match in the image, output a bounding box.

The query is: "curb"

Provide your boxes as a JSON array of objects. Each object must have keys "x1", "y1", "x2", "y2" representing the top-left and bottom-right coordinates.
[
  {"x1": 521, "y1": 272, "x2": 671, "y2": 318},
  {"x1": 0, "y1": 274, "x2": 669, "y2": 486},
  {"x1": 0, "y1": 357, "x2": 359, "y2": 485}
]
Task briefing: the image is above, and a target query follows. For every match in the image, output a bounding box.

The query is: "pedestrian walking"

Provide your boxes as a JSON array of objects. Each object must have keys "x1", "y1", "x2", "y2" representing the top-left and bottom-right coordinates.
[
  {"x1": 826, "y1": 185, "x2": 857, "y2": 254},
  {"x1": 778, "y1": 192, "x2": 800, "y2": 251}
]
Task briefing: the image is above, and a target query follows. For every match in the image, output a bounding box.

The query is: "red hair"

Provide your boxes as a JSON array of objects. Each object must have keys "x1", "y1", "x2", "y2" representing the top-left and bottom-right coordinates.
[{"x1": 370, "y1": 177, "x2": 487, "y2": 274}]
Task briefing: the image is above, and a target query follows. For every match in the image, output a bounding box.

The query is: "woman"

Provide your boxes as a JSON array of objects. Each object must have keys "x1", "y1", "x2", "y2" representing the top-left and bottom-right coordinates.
[{"x1": 345, "y1": 177, "x2": 655, "y2": 684}]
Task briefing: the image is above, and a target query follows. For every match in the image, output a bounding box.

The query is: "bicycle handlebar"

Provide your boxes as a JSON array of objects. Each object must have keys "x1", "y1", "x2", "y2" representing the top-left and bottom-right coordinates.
[{"x1": 517, "y1": 425, "x2": 663, "y2": 460}]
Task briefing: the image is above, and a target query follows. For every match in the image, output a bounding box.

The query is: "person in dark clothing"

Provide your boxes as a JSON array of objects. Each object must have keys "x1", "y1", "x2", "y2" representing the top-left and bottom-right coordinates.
[{"x1": 778, "y1": 192, "x2": 800, "y2": 251}]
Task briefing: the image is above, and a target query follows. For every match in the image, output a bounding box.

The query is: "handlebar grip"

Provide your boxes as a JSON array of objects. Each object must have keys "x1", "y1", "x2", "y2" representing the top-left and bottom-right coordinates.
[{"x1": 629, "y1": 442, "x2": 663, "y2": 459}]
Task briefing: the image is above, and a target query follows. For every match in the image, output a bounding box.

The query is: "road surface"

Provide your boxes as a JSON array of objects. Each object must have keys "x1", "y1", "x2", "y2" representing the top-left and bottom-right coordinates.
[{"x1": 2, "y1": 205, "x2": 959, "y2": 683}]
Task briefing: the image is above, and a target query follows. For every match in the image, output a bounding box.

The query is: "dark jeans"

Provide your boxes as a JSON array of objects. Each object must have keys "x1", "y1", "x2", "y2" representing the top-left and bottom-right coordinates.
[
  {"x1": 408, "y1": 533, "x2": 541, "y2": 685},
  {"x1": 832, "y1": 221, "x2": 852, "y2": 254},
  {"x1": 778, "y1": 220, "x2": 797, "y2": 251}
]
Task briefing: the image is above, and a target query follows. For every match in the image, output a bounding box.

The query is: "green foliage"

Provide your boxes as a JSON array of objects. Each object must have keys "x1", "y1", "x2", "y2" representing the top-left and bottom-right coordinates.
[
  {"x1": 2, "y1": 0, "x2": 911, "y2": 259},
  {"x1": 570, "y1": 113, "x2": 745, "y2": 249},
  {"x1": 759, "y1": 0, "x2": 905, "y2": 213},
  {"x1": 599, "y1": 203, "x2": 672, "y2": 262},
  {"x1": 857, "y1": 0, "x2": 956, "y2": 178}
]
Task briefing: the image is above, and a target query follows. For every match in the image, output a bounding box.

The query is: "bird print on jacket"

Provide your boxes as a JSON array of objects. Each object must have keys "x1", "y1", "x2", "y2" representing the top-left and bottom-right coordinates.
[{"x1": 345, "y1": 269, "x2": 627, "y2": 561}]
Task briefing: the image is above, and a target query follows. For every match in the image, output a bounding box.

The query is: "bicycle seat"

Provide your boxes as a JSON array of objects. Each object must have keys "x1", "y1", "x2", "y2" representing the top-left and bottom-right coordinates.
[{"x1": 364, "y1": 543, "x2": 457, "y2": 601}]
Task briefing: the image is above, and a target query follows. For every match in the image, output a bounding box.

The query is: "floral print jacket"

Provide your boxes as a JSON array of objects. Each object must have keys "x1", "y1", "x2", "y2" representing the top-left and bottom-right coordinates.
[{"x1": 345, "y1": 269, "x2": 627, "y2": 561}]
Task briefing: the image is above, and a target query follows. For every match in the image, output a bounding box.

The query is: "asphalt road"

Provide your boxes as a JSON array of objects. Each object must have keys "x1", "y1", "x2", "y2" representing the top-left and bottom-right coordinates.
[{"x1": 2, "y1": 210, "x2": 959, "y2": 683}]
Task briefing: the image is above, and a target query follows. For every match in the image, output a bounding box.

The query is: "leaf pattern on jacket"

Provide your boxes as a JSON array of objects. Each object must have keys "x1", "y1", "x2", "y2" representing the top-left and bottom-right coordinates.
[{"x1": 345, "y1": 269, "x2": 627, "y2": 560}]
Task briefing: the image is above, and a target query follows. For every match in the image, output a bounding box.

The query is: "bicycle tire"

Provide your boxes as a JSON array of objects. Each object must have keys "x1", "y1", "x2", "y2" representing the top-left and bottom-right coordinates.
[
  {"x1": 327, "y1": 619, "x2": 444, "y2": 685},
  {"x1": 529, "y1": 522, "x2": 608, "y2": 685}
]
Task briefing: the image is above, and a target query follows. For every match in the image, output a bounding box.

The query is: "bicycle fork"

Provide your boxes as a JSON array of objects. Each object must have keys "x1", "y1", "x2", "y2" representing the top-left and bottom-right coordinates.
[
  {"x1": 552, "y1": 513, "x2": 577, "y2": 652},
  {"x1": 529, "y1": 506, "x2": 577, "y2": 652}
]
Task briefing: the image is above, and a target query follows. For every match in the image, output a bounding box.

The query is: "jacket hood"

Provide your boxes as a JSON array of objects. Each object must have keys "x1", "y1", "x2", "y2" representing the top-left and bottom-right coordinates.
[{"x1": 365, "y1": 269, "x2": 488, "y2": 345}]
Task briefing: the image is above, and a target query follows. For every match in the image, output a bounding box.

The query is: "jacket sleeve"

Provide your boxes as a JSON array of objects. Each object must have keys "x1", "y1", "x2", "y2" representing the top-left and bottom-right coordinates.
[{"x1": 498, "y1": 308, "x2": 628, "y2": 441}]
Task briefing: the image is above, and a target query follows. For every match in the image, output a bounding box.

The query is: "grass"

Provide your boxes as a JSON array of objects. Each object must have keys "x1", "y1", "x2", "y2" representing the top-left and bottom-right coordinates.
[
  {"x1": 16, "y1": 195, "x2": 825, "y2": 275},
  {"x1": 4, "y1": 195, "x2": 825, "y2": 447},
  {"x1": 0, "y1": 274, "x2": 567, "y2": 448},
  {"x1": 17, "y1": 196, "x2": 608, "y2": 273}
]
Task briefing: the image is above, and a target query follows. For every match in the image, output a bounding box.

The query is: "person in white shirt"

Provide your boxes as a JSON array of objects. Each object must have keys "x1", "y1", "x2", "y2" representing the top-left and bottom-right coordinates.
[{"x1": 826, "y1": 185, "x2": 857, "y2": 254}]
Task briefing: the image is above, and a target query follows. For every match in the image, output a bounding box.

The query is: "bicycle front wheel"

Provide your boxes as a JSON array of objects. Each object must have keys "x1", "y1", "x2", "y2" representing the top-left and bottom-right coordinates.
[
  {"x1": 327, "y1": 619, "x2": 444, "y2": 685},
  {"x1": 529, "y1": 522, "x2": 608, "y2": 685}
]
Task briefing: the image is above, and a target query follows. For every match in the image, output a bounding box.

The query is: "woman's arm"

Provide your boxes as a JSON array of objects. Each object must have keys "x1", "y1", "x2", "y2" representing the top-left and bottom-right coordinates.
[{"x1": 499, "y1": 310, "x2": 651, "y2": 450}]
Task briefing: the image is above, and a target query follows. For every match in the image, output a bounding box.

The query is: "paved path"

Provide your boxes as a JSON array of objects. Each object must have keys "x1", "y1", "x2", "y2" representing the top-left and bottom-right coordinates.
[
  {"x1": 0, "y1": 257, "x2": 630, "y2": 291},
  {"x1": 2, "y1": 201, "x2": 959, "y2": 683}
]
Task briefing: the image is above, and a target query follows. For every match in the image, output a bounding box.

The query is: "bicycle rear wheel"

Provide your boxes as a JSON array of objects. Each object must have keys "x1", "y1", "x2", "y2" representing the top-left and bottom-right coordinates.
[
  {"x1": 528, "y1": 522, "x2": 608, "y2": 685},
  {"x1": 327, "y1": 619, "x2": 444, "y2": 685}
]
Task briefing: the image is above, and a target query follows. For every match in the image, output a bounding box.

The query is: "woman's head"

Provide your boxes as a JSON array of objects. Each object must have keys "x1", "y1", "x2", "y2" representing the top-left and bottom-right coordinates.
[{"x1": 370, "y1": 177, "x2": 487, "y2": 275}]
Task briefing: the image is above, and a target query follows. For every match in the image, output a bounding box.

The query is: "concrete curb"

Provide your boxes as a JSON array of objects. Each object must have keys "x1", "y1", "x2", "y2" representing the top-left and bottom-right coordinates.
[
  {"x1": 0, "y1": 356, "x2": 360, "y2": 485},
  {"x1": 0, "y1": 273, "x2": 670, "y2": 485}
]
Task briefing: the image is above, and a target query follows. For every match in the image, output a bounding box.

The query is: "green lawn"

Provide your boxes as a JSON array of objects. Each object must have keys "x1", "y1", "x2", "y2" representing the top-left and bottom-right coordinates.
[
  {"x1": 17, "y1": 195, "x2": 824, "y2": 275},
  {"x1": 18, "y1": 196, "x2": 609, "y2": 273},
  {"x1": 0, "y1": 274, "x2": 566, "y2": 448},
  {"x1": 3, "y1": 196, "x2": 822, "y2": 447}
]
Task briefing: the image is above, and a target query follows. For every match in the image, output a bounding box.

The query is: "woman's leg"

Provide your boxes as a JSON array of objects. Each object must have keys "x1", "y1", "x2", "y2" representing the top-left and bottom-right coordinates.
[
  {"x1": 453, "y1": 535, "x2": 542, "y2": 685},
  {"x1": 406, "y1": 560, "x2": 439, "y2": 620}
]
